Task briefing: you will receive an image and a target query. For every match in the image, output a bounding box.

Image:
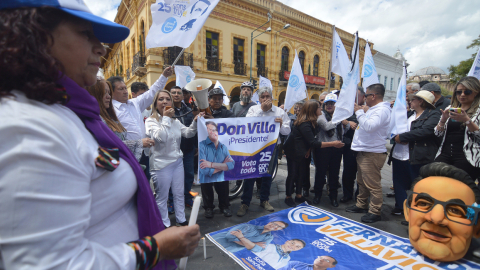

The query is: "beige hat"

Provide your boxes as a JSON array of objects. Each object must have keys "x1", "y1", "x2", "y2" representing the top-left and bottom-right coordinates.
[{"x1": 414, "y1": 90, "x2": 436, "y2": 108}]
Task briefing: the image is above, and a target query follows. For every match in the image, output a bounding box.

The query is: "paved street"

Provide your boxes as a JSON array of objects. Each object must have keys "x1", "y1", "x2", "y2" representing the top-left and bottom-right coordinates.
[{"x1": 172, "y1": 143, "x2": 409, "y2": 269}]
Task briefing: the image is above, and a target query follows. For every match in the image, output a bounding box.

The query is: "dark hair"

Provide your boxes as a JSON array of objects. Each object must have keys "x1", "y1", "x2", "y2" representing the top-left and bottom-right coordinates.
[
  {"x1": 357, "y1": 85, "x2": 365, "y2": 96},
  {"x1": 270, "y1": 221, "x2": 289, "y2": 229},
  {"x1": 171, "y1": 86, "x2": 182, "y2": 91},
  {"x1": 86, "y1": 80, "x2": 125, "y2": 133},
  {"x1": 327, "y1": 256, "x2": 338, "y2": 266},
  {"x1": 419, "y1": 80, "x2": 430, "y2": 88},
  {"x1": 0, "y1": 7, "x2": 84, "y2": 104},
  {"x1": 366, "y1": 83, "x2": 385, "y2": 97},
  {"x1": 294, "y1": 100, "x2": 320, "y2": 127},
  {"x1": 410, "y1": 162, "x2": 480, "y2": 203},
  {"x1": 205, "y1": 121, "x2": 217, "y2": 129},
  {"x1": 131, "y1": 82, "x2": 148, "y2": 94},
  {"x1": 290, "y1": 239, "x2": 306, "y2": 248},
  {"x1": 107, "y1": 76, "x2": 125, "y2": 92},
  {"x1": 190, "y1": 0, "x2": 211, "y2": 15}
]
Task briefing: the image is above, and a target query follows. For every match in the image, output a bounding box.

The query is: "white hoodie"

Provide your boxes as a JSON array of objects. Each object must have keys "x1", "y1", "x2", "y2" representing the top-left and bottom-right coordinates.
[{"x1": 351, "y1": 102, "x2": 392, "y2": 153}]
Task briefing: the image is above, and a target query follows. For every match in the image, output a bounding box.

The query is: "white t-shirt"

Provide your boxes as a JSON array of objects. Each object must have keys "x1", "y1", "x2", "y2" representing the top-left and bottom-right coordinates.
[{"x1": 0, "y1": 92, "x2": 138, "y2": 269}]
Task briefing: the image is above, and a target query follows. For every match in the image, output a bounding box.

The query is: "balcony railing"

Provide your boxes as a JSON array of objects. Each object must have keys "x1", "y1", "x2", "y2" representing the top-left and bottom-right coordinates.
[
  {"x1": 206, "y1": 57, "x2": 222, "y2": 72},
  {"x1": 132, "y1": 51, "x2": 146, "y2": 72},
  {"x1": 233, "y1": 62, "x2": 247, "y2": 76},
  {"x1": 126, "y1": 68, "x2": 131, "y2": 80},
  {"x1": 330, "y1": 79, "x2": 335, "y2": 88},
  {"x1": 163, "y1": 49, "x2": 193, "y2": 68},
  {"x1": 257, "y1": 65, "x2": 268, "y2": 78}
]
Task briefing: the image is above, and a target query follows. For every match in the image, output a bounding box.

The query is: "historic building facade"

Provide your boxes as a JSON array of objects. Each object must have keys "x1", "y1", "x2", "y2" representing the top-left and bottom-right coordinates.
[{"x1": 101, "y1": 0, "x2": 369, "y2": 106}]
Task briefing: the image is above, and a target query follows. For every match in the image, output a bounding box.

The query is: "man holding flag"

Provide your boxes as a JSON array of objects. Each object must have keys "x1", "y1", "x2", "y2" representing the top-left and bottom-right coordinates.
[{"x1": 345, "y1": 83, "x2": 391, "y2": 223}]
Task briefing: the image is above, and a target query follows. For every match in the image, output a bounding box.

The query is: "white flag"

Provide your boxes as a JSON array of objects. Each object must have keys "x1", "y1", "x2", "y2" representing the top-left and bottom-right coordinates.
[
  {"x1": 332, "y1": 33, "x2": 361, "y2": 124},
  {"x1": 259, "y1": 75, "x2": 273, "y2": 90},
  {"x1": 388, "y1": 62, "x2": 408, "y2": 139},
  {"x1": 174, "y1": 65, "x2": 195, "y2": 88},
  {"x1": 146, "y1": 0, "x2": 220, "y2": 49},
  {"x1": 468, "y1": 46, "x2": 480, "y2": 79},
  {"x1": 330, "y1": 26, "x2": 351, "y2": 78},
  {"x1": 361, "y1": 42, "x2": 379, "y2": 89},
  {"x1": 284, "y1": 50, "x2": 307, "y2": 112},
  {"x1": 214, "y1": 80, "x2": 230, "y2": 106}
]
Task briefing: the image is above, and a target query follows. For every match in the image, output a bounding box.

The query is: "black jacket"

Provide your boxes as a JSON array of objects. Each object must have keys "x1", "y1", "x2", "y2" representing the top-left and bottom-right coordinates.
[
  {"x1": 284, "y1": 122, "x2": 323, "y2": 160},
  {"x1": 389, "y1": 108, "x2": 441, "y2": 165},
  {"x1": 434, "y1": 96, "x2": 451, "y2": 112},
  {"x1": 174, "y1": 103, "x2": 196, "y2": 153},
  {"x1": 211, "y1": 106, "x2": 234, "y2": 119}
]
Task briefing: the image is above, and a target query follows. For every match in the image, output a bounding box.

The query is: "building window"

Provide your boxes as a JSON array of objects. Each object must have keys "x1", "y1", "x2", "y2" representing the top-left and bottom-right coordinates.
[
  {"x1": 233, "y1": 38, "x2": 244, "y2": 63},
  {"x1": 378, "y1": 74, "x2": 381, "y2": 81},
  {"x1": 299, "y1": 51, "x2": 305, "y2": 73},
  {"x1": 390, "y1": 78, "x2": 393, "y2": 90},
  {"x1": 398, "y1": 78, "x2": 401, "y2": 85},
  {"x1": 281, "y1": 46, "x2": 289, "y2": 71},
  {"x1": 313, "y1": 55, "x2": 319, "y2": 77},
  {"x1": 206, "y1": 31, "x2": 219, "y2": 58},
  {"x1": 384, "y1": 76, "x2": 387, "y2": 88},
  {"x1": 257, "y1": 44, "x2": 267, "y2": 78}
]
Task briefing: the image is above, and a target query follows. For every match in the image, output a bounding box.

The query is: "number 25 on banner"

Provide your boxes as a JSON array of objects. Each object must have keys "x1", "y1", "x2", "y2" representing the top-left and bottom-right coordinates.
[
  {"x1": 259, "y1": 151, "x2": 271, "y2": 162},
  {"x1": 158, "y1": 3, "x2": 187, "y2": 17}
]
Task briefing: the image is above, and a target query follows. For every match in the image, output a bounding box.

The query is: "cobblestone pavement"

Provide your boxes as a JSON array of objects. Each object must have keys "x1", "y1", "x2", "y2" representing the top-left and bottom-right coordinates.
[{"x1": 172, "y1": 143, "x2": 411, "y2": 269}]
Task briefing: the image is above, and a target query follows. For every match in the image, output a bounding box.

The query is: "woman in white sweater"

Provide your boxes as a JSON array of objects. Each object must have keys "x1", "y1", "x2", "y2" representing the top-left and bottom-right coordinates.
[{"x1": 146, "y1": 90, "x2": 204, "y2": 227}]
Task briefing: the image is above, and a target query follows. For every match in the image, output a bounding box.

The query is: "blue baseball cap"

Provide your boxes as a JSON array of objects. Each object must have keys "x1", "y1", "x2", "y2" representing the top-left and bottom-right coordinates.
[{"x1": 0, "y1": 0, "x2": 130, "y2": 43}]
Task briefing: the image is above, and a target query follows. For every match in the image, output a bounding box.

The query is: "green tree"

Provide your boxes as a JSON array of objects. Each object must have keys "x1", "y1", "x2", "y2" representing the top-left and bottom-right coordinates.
[{"x1": 448, "y1": 35, "x2": 480, "y2": 83}]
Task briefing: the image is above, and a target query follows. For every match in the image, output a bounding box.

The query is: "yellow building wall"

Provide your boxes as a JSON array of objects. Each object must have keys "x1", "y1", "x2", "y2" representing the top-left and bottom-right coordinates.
[{"x1": 102, "y1": 0, "x2": 369, "y2": 106}]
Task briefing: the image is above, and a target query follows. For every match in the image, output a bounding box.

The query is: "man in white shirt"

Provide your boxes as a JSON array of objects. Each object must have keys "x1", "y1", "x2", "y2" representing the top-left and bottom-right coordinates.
[
  {"x1": 131, "y1": 82, "x2": 152, "y2": 121},
  {"x1": 108, "y1": 67, "x2": 173, "y2": 177},
  {"x1": 346, "y1": 83, "x2": 391, "y2": 224},
  {"x1": 236, "y1": 86, "x2": 291, "y2": 217}
]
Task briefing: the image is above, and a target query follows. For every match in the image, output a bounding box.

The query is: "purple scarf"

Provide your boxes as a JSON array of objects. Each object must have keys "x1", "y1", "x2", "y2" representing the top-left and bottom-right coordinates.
[{"x1": 60, "y1": 75, "x2": 176, "y2": 270}]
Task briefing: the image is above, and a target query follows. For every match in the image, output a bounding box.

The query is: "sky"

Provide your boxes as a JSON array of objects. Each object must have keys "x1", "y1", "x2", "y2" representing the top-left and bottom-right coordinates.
[{"x1": 86, "y1": 0, "x2": 480, "y2": 75}]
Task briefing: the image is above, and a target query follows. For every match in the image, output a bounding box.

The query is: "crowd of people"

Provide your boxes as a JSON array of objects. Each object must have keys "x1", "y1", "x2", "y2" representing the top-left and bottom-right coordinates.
[{"x1": 1, "y1": 1, "x2": 480, "y2": 269}]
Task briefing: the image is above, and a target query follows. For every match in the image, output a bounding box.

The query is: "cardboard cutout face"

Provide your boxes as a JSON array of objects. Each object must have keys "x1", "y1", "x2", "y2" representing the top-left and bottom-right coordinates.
[{"x1": 404, "y1": 176, "x2": 480, "y2": 262}]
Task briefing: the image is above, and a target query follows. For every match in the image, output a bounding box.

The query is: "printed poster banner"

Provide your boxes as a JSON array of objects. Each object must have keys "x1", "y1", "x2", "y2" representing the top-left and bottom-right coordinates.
[
  {"x1": 197, "y1": 116, "x2": 279, "y2": 184},
  {"x1": 207, "y1": 203, "x2": 480, "y2": 270},
  {"x1": 146, "y1": 0, "x2": 220, "y2": 49}
]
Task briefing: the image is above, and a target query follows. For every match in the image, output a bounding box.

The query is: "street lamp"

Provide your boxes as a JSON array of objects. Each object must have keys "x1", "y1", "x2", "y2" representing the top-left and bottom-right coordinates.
[{"x1": 249, "y1": 13, "x2": 271, "y2": 82}]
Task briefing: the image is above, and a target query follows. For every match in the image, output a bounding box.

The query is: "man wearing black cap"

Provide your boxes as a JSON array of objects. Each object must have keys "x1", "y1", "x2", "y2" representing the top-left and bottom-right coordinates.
[
  {"x1": 422, "y1": 82, "x2": 450, "y2": 111},
  {"x1": 201, "y1": 88, "x2": 234, "y2": 218}
]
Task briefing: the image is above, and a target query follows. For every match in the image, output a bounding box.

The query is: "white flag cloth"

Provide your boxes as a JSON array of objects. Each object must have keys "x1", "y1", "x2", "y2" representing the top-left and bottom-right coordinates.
[
  {"x1": 331, "y1": 33, "x2": 360, "y2": 124},
  {"x1": 330, "y1": 26, "x2": 351, "y2": 78},
  {"x1": 174, "y1": 65, "x2": 195, "y2": 88},
  {"x1": 214, "y1": 80, "x2": 230, "y2": 106},
  {"x1": 468, "y1": 46, "x2": 480, "y2": 79},
  {"x1": 284, "y1": 50, "x2": 307, "y2": 112},
  {"x1": 361, "y1": 42, "x2": 379, "y2": 89},
  {"x1": 146, "y1": 0, "x2": 220, "y2": 49},
  {"x1": 388, "y1": 62, "x2": 408, "y2": 139},
  {"x1": 251, "y1": 92, "x2": 260, "y2": 105},
  {"x1": 259, "y1": 75, "x2": 273, "y2": 90}
]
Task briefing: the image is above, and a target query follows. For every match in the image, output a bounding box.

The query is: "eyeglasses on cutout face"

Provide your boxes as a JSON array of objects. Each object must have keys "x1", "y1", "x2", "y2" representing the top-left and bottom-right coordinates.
[
  {"x1": 406, "y1": 191, "x2": 480, "y2": 226},
  {"x1": 455, "y1": 89, "x2": 473, "y2": 96}
]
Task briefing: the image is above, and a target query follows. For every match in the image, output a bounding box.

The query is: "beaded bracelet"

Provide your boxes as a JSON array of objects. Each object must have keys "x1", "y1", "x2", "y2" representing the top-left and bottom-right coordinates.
[{"x1": 127, "y1": 236, "x2": 161, "y2": 270}]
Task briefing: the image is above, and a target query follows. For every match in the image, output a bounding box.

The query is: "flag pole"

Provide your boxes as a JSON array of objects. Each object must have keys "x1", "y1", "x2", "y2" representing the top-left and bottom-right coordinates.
[
  {"x1": 327, "y1": 25, "x2": 335, "y2": 92},
  {"x1": 171, "y1": 48, "x2": 186, "y2": 67}
]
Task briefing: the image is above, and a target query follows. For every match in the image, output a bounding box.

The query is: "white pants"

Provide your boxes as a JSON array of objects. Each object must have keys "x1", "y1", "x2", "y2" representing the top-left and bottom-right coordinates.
[{"x1": 151, "y1": 158, "x2": 186, "y2": 227}]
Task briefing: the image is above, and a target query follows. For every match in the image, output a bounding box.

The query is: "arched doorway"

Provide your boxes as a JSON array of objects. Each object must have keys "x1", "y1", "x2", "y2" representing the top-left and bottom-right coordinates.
[
  {"x1": 165, "y1": 80, "x2": 176, "y2": 91},
  {"x1": 230, "y1": 86, "x2": 241, "y2": 106},
  {"x1": 311, "y1": 93, "x2": 319, "y2": 100},
  {"x1": 278, "y1": 91, "x2": 286, "y2": 106}
]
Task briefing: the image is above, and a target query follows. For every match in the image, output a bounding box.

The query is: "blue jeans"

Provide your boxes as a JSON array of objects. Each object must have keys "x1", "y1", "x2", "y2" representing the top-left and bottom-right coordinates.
[
  {"x1": 392, "y1": 158, "x2": 417, "y2": 210},
  {"x1": 241, "y1": 159, "x2": 277, "y2": 206}
]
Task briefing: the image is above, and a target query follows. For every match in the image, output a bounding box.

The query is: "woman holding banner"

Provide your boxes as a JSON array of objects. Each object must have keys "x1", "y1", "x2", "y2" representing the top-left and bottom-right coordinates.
[
  {"x1": 146, "y1": 90, "x2": 204, "y2": 227},
  {"x1": 313, "y1": 94, "x2": 349, "y2": 207},
  {"x1": 284, "y1": 100, "x2": 344, "y2": 207},
  {"x1": 0, "y1": 2, "x2": 200, "y2": 269},
  {"x1": 434, "y1": 76, "x2": 480, "y2": 182}
]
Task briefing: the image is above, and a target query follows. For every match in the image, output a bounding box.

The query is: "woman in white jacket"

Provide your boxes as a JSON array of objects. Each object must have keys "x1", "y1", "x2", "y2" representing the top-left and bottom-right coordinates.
[{"x1": 146, "y1": 90, "x2": 204, "y2": 227}]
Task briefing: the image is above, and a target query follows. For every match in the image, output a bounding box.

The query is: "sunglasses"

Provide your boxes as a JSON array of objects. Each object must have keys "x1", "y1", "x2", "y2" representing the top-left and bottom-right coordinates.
[
  {"x1": 455, "y1": 89, "x2": 473, "y2": 96},
  {"x1": 365, "y1": 93, "x2": 375, "y2": 98},
  {"x1": 406, "y1": 191, "x2": 480, "y2": 226}
]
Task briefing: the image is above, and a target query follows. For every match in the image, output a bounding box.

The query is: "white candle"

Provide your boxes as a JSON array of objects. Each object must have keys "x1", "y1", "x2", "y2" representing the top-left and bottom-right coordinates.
[
  {"x1": 178, "y1": 196, "x2": 202, "y2": 270},
  {"x1": 203, "y1": 237, "x2": 207, "y2": 260}
]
